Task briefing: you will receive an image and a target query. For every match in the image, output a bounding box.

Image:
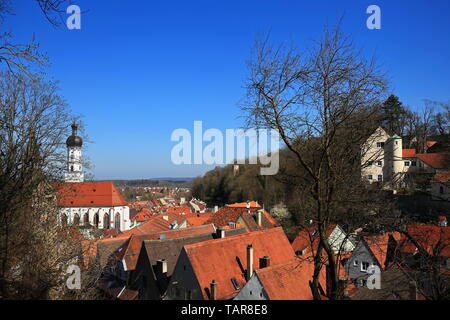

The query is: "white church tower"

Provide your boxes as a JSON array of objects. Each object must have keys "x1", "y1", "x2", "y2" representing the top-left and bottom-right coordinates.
[{"x1": 65, "y1": 123, "x2": 84, "y2": 182}]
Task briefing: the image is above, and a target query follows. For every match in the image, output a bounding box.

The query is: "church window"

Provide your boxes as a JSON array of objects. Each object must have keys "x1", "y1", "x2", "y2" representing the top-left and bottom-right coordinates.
[
  {"x1": 103, "y1": 213, "x2": 110, "y2": 229},
  {"x1": 115, "y1": 212, "x2": 121, "y2": 231}
]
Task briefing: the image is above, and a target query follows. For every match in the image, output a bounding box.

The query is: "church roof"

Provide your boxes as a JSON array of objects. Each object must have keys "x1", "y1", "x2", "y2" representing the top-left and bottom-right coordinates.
[{"x1": 54, "y1": 181, "x2": 128, "y2": 207}]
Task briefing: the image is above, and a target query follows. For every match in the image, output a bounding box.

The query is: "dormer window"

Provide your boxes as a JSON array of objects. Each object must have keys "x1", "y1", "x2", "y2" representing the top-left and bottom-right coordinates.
[{"x1": 361, "y1": 261, "x2": 370, "y2": 272}]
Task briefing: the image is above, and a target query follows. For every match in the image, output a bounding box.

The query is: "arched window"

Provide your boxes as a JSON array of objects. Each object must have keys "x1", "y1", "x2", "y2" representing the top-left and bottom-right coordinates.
[
  {"x1": 114, "y1": 212, "x2": 121, "y2": 232},
  {"x1": 93, "y1": 213, "x2": 99, "y2": 228},
  {"x1": 103, "y1": 213, "x2": 110, "y2": 229},
  {"x1": 83, "y1": 213, "x2": 89, "y2": 226},
  {"x1": 61, "y1": 213, "x2": 68, "y2": 226},
  {"x1": 73, "y1": 213, "x2": 80, "y2": 226},
  {"x1": 70, "y1": 165, "x2": 74, "y2": 172}
]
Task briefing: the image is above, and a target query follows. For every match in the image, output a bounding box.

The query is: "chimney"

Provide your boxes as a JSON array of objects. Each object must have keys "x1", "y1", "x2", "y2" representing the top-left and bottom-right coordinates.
[
  {"x1": 156, "y1": 259, "x2": 168, "y2": 275},
  {"x1": 246, "y1": 201, "x2": 250, "y2": 209},
  {"x1": 210, "y1": 280, "x2": 218, "y2": 300},
  {"x1": 214, "y1": 205, "x2": 218, "y2": 213},
  {"x1": 259, "y1": 256, "x2": 270, "y2": 269},
  {"x1": 438, "y1": 216, "x2": 447, "y2": 227},
  {"x1": 216, "y1": 227, "x2": 225, "y2": 239},
  {"x1": 256, "y1": 210, "x2": 262, "y2": 227},
  {"x1": 409, "y1": 281, "x2": 418, "y2": 300},
  {"x1": 246, "y1": 244, "x2": 254, "y2": 280}
]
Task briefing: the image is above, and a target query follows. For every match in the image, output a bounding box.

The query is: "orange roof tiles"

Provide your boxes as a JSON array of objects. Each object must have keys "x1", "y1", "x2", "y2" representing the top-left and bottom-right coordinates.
[
  {"x1": 205, "y1": 207, "x2": 260, "y2": 228},
  {"x1": 402, "y1": 149, "x2": 416, "y2": 158},
  {"x1": 185, "y1": 212, "x2": 214, "y2": 226},
  {"x1": 426, "y1": 141, "x2": 438, "y2": 148},
  {"x1": 131, "y1": 211, "x2": 152, "y2": 222},
  {"x1": 183, "y1": 227, "x2": 296, "y2": 300},
  {"x1": 363, "y1": 234, "x2": 390, "y2": 268},
  {"x1": 226, "y1": 201, "x2": 261, "y2": 208},
  {"x1": 166, "y1": 206, "x2": 192, "y2": 215},
  {"x1": 291, "y1": 224, "x2": 337, "y2": 254},
  {"x1": 54, "y1": 181, "x2": 128, "y2": 207},
  {"x1": 400, "y1": 225, "x2": 450, "y2": 258},
  {"x1": 255, "y1": 255, "x2": 326, "y2": 300},
  {"x1": 120, "y1": 224, "x2": 216, "y2": 271},
  {"x1": 122, "y1": 212, "x2": 185, "y2": 236},
  {"x1": 415, "y1": 153, "x2": 450, "y2": 169}
]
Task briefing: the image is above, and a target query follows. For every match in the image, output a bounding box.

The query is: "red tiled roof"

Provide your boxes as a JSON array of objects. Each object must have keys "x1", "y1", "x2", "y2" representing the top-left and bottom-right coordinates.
[
  {"x1": 183, "y1": 227, "x2": 296, "y2": 300},
  {"x1": 131, "y1": 211, "x2": 152, "y2": 222},
  {"x1": 402, "y1": 149, "x2": 416, "y2": 158},
  {"x1": 54, "y1": 181, "x2": 128, "y2": 207},
  {"x1": 255, "y1": 255, "x2": 326, "y2": 300},
  {"x1": 400, "y1": 225, "x2": 450, "y2": 258},
  {"x1": 426, "y1": 141, "x2": 438, "y2": 148},
  {"x1": 121, "y1": 224, "x2": 216, "y2": 271},
  {"x1": 185, "y1": 212, "x2": 214, "y2": 226},
  {"x1": 226, "y1": 201, "x2": 261, "y2": 208},
  {"x1": 122, "y1": 212, "x2": 185, "y2": 236},
  {"x1": 291, "y1": 224, "x2": 337, "y2": 254},
  {"x1": 364, "y1": 234, "x2": 390, "y2": 268},
  {"x1": 415, "y1": 153, "x2": 450, "y2": 169},
  {"x1": 432, "y1": 170, "x2": 450, "y2": 183},
  {"x1": 166, "y1": 206, "x2": 192, "y2": 215},
  {"x1": 205, "y1": 207, "x2": 260, "y2": 228}
]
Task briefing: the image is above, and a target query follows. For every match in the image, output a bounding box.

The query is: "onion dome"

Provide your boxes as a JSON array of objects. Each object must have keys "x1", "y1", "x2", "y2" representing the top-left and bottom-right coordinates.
[{"x1": 66, "y1": 123, "x2": 83, "y2": 147}]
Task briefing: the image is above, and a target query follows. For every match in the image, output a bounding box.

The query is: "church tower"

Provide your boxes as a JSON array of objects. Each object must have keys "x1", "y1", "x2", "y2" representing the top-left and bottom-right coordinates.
[{"x1": 65, "y1": 123, "x2": 84, "y2": 182}]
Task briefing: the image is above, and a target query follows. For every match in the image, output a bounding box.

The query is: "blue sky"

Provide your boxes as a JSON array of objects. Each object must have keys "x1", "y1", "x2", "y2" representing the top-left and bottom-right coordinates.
[{"x1": 5, "y1": 0, "x2": 450, "y2": 179}]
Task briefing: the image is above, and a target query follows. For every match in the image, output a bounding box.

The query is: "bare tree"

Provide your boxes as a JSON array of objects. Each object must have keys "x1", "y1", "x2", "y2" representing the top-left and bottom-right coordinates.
[
  {"x1": 0, "y1": 71, "x2": 96, "y2": 299},
  {"x1": 0, "y1": 0, "x2": 78, "y2": 77},
  {"x1": 241, "y1": 22, "x2": 388, "y2": 299}
]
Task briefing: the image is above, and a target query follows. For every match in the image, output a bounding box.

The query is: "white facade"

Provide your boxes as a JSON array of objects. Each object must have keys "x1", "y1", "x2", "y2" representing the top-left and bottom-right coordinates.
[
  {"x1": 361, "y1": 127, "x2": 435, "y2": 185},
  {"x1": 58, "y1": 205, "x2": 131, "y2": 231},
  {"x1": 65, "y1": 145, "x2": 84, "y2": 182}
]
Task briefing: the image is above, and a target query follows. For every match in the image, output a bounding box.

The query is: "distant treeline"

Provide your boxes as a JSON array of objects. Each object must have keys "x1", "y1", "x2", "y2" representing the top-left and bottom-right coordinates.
[{"x1": 106, "y1": 179, "x2": 193, "y2": 188}]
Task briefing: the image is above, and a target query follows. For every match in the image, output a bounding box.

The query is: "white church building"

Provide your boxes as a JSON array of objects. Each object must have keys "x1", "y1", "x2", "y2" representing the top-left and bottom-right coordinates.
[{"x1": 55, "y1": 123, "x2": 131, "y2": 232}]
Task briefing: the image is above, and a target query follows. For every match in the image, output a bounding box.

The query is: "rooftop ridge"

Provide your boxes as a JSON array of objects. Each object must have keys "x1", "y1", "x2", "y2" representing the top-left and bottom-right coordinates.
[{"x1": 184, "y1": 227, "x2": 283, "y2": 251}]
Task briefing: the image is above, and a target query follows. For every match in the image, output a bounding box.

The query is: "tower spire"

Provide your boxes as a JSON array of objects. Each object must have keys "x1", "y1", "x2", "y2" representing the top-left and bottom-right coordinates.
[{"x1": 65, "y1": 122, "x2": 84, "y2": 182}]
